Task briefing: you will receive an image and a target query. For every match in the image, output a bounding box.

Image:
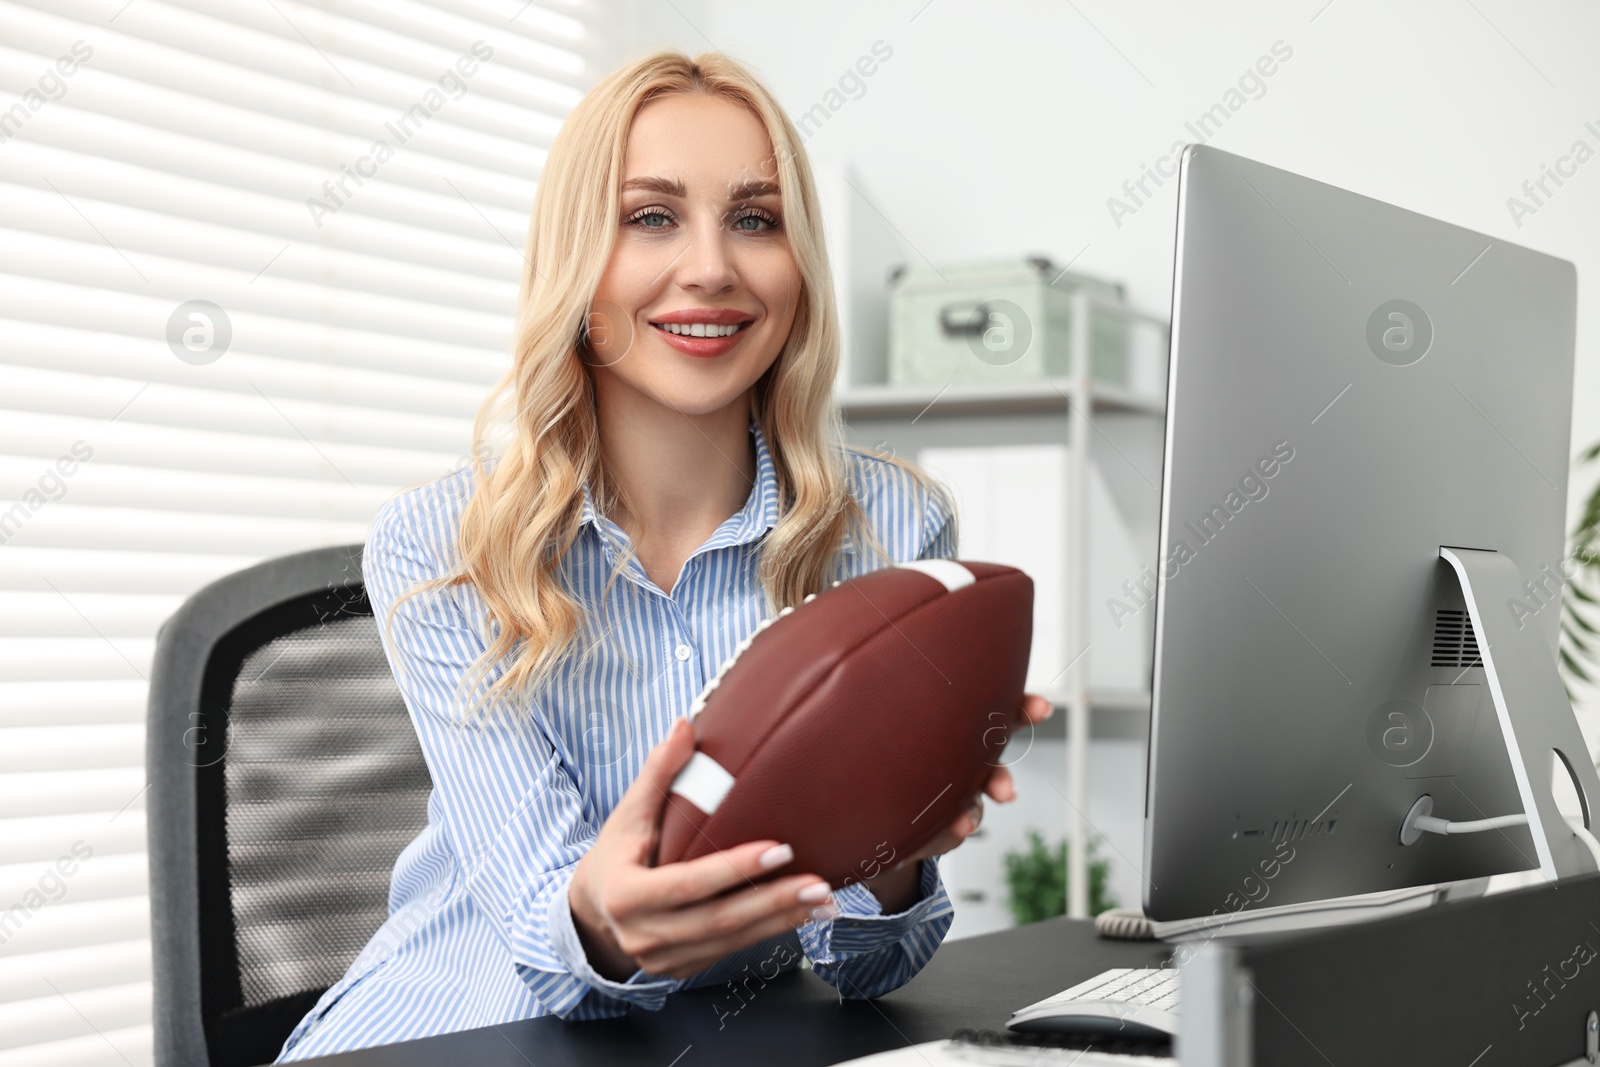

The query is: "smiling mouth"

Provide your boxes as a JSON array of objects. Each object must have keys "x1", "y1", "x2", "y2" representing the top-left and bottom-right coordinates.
[{"x1": 650, "y1": 321, "x2": 752, "y2": 338}]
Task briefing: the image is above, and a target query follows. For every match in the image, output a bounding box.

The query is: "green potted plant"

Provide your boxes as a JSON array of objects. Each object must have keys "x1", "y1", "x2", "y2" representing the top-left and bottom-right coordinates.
[
  {"x1": 1002, "y1": 828, "x2": 1116, "y2": 923},
  {"x1": 1562, "y1": 442, "x2": 1600, "y2": 700}
]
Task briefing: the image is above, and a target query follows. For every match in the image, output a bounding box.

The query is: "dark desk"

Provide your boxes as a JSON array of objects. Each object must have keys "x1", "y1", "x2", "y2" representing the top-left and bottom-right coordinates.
[{"x1": 295, "y1": 918, "x2": 1170, "y2": 1066}]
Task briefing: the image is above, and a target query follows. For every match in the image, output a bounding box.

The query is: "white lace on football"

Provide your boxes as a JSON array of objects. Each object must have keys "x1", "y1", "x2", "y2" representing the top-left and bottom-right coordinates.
[
  {"x1": 686, "y1": 601, "x2": 803, "y2": 719},
  {"x1": 684, "y1": 563, "x2": 975, "y2": 720}
]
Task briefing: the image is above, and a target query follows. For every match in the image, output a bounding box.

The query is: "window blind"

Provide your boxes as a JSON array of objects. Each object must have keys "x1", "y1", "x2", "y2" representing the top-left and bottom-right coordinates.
[{"x1": 0, "y1": 1, "x2": 598, "y2": 1062}]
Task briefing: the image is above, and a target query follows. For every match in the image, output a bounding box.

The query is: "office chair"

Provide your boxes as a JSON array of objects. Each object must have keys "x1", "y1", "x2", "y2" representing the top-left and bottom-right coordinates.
[{"x1": 147, "y1": 544, "x2": 434, "y2": 1067}]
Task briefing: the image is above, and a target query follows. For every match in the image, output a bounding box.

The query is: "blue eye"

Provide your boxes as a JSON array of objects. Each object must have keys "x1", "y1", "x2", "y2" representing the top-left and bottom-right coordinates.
[
  {"x1": 624, "y1": 206, "x2": 675, "y2": 230},
  {"x1": 732, "y1": 208, "x2": 780, "y2": 232}
]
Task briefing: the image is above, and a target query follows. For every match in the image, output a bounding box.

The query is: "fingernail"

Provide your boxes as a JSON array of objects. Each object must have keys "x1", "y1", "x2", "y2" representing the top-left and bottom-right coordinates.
[
  {"x1": 797, "y1": 882, "x2": 831, "y2": 903},
  {"x1": 810, "y1": 903, "x2": 841, "y2": 922},
  {"x1": 758, "y1": 843, "x2": 793, "y2": 869}
]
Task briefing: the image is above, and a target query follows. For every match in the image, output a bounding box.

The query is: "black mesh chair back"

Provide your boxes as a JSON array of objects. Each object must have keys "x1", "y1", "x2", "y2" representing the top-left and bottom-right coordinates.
[{"x1": 147, "y1": 545, "x2": 434, "y2": 1066}]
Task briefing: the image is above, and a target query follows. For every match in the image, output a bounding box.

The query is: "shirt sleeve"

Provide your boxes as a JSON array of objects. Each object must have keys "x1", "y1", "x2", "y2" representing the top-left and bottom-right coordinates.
[
  {"x1": 363, "y1": 495, "x2": 674, "y2": 1019},
  {"x1": 796, "y1": 857, "x2": 954, "y2": 998},
  {"x1": 918, "y1": 480, "x2": 959, "y2": 563}
]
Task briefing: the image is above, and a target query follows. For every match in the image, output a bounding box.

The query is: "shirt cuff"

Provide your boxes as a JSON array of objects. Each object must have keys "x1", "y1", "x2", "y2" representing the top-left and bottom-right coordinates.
[
  {"x1": 541, "y1": 875, "x2": 679, "y2": 1016},
  {"x1": 800, "y1": 857, "x2": 953, "y2": 964}
]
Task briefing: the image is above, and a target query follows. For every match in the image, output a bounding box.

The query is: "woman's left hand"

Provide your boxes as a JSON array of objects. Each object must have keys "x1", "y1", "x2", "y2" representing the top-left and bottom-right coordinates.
[{"x1": 859, "y1": 692, "x2": 1055, "y2": 911}]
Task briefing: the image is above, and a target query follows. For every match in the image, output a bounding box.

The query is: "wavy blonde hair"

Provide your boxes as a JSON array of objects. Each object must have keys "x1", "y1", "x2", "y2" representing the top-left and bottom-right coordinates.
[{"x1": 381, "y1": 50, "x2": 956, "y2": 721}]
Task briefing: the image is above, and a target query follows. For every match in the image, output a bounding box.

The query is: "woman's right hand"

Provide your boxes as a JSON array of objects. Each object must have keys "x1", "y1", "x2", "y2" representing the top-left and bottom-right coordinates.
[{"x1": 568, "y1": 717, "x2": 838, "y2": 981}]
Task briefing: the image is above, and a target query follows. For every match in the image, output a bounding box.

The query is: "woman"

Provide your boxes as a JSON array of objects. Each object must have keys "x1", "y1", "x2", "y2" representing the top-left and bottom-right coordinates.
[{"x1": 275, "y1": 49, "x2": 1052, "y2": 1061}]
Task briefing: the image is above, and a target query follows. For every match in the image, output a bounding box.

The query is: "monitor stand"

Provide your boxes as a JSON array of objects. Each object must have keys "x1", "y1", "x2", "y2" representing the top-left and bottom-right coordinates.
[
  {"x1": 1437, "y1": 546, "x2": 1600, "y2": 881},
  {"x1": 1154, "y1": 547, "x2": 1598, "y2": 945}
]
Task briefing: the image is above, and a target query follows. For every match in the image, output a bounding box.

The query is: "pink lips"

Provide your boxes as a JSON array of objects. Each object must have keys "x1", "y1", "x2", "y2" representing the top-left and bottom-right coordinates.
[{"x1": 647, "y1": 308, "x2": 757, "y2": 359}]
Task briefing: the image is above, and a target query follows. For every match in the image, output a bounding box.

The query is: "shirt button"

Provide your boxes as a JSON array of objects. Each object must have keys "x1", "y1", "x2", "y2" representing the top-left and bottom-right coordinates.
[{"x1": 674, "y1": 643, "x2": 692, "y2": 661}]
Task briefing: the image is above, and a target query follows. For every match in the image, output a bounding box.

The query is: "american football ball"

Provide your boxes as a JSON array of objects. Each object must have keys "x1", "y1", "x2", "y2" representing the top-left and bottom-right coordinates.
[{"x1": 656, "y1": 559, "x2": 1033, "y2": 888}]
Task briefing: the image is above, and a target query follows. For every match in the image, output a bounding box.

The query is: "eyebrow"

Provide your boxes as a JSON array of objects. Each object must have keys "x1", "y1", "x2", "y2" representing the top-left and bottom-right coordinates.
[
  {"x1": 620, "y1": 176, "x2": 781, "y2": 201},
  {"x1": 727, "y1": 177, "x2": 780, "y2": 201},
  {"x1": 620, "y1": 175, "x2": 685, "y2": 197}
]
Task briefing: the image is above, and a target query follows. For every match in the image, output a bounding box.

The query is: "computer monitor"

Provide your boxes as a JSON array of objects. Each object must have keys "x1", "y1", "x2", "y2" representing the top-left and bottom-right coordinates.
[{"x1": 1142, "y1": 145, "x2": 1595, "y2": 926}]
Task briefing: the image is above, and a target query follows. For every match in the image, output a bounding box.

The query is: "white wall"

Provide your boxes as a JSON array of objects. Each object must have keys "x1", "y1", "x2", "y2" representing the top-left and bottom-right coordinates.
[
  {"x1": 621, "y1": 3, "x2": 1595, "y2": 479},
  {"x1": 620, "y1": 0, "x2": 1600, "y2": 630},
  {"x1": 610, "y1": 0, "x2": 1600, "y2": 907}
]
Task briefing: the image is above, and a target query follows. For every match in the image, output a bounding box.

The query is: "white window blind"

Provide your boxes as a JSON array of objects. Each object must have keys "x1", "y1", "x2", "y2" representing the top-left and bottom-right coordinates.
[{"x1": 0, "y1": 2, "x2": 599, "y2": 1063}]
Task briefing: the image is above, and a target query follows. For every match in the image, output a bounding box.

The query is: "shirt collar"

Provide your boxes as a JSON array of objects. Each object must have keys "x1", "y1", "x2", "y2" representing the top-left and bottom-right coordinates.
[{"x1": 578, "y1": 416, "x2": 780, "y2": 550}]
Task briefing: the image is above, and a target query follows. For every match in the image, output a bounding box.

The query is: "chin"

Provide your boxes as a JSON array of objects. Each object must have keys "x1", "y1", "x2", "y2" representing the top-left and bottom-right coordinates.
[
  {"x1": 628, "y1": 377, "x2": 758, "y2": 418},
  {"x1": 637, "y1": 362, "x2": 777, "y2": 415}
]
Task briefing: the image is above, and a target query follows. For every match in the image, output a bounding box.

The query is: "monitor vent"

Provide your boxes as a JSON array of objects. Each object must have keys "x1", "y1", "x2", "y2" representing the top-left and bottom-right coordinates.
[
  {"x1": 1269, "y1": 818, "x2": 1337, "y2": 843},
  {"x1": 1432, "y1": 609, "x2": 1482, "y2": 668}
]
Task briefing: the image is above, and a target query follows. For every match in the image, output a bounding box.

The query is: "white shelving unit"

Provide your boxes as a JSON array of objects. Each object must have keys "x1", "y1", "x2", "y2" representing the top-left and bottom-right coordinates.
[{"x1": 835, "y1": 289, "x2": 1170, "y2": 921}]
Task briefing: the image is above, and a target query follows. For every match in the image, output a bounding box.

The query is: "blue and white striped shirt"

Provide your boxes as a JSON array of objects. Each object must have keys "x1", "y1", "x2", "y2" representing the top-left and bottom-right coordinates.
[{"x1": 275, "y1": 416, "x2": 958, "y2": 1061}]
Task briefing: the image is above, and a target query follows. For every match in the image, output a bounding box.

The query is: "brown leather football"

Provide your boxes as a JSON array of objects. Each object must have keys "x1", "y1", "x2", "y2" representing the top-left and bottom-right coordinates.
[{"x1": 656, "y1": 559, "x2": 1033, "y2": 889}]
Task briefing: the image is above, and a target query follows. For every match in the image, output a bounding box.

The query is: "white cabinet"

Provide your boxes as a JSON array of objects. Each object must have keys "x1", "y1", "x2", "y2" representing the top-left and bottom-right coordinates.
[{"x1": 918, "y1": 442, "x2": 1151, "y2": 694}]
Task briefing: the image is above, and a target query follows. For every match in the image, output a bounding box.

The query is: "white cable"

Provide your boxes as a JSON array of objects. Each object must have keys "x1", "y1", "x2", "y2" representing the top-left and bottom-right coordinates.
[
  {"x1": 1403, "y1": 796, "x2": 1600, "y2": 874},
  {"x1": 1415, "y1": 811, "x2": 1600, "y2": 873},
  {"x1": 1413, "y1": 813, "x2": 1528, "y2": 835}
]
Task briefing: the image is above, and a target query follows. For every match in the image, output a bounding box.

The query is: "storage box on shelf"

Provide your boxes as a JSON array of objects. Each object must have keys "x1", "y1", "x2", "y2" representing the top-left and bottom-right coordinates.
[{"x1": 888, "y1": 256, "x2": 1130, "y2": 390}]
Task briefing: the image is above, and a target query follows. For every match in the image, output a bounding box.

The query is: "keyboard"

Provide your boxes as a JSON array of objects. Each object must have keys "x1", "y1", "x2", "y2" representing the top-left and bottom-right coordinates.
[
  {"x1": 829, "y1": 1034, "x2": 1173, "y2": 1065},
  {"x1": 1006, "y1": 967, "x2": 1179, "y2": 1042}
]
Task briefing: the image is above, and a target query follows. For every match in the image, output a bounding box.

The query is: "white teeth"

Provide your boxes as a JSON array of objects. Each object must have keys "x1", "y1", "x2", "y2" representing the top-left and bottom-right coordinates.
[{"x1": 658, "y1": 322, "x2": 743, "y2": 337}]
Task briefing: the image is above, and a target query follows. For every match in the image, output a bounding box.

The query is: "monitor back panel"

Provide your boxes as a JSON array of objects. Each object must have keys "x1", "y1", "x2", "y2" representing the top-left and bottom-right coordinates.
[{"x1": 1143, "y1": 145, "x2": 1577, "y2": 921}]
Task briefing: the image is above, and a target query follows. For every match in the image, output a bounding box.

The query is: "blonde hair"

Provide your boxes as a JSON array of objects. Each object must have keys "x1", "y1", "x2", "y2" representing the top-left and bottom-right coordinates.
[{"x1": 382, "y1": 50, "x2": 956, "y2": 720}]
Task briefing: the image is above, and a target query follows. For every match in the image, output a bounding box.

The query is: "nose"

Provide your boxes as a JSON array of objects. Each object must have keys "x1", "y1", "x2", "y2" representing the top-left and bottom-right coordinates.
[{"x1": 675, "y1": 212, "x2": 738, "y2": 294}]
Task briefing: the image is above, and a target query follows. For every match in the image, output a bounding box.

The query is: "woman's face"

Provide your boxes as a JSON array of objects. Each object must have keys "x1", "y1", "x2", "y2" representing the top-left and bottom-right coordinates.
[{"x1": 586, "y1": 92, "x2": 802, "y2": 418}]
